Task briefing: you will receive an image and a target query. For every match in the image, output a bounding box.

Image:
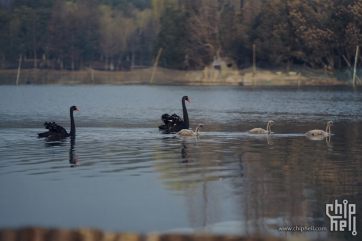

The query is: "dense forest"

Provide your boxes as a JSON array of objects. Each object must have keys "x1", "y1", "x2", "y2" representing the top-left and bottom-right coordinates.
[{"x1": 0, "y1": 0, "x2": 361, "y2": 71}]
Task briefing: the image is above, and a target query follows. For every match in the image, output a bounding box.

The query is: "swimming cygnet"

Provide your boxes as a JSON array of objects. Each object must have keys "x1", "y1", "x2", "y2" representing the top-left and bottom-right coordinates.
[
  {"x1": 248, "y1": 120, "x2": 274, "y2": 134},
  {"x1": 306, "y1": 121, "x2": 333, "y2": 137},
  {"x1": 177, "y1": 124, "x2": 204, "y2": 136}
]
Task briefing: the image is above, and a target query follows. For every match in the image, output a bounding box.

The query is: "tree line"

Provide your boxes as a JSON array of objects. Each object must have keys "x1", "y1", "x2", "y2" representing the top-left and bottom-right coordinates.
[{"x1": 0, "y1": 0, "x2": 361, "y2": 71}]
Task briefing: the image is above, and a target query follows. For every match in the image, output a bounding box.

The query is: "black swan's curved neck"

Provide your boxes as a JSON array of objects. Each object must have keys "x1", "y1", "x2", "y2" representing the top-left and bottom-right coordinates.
[
  {"x1": 69, "y1": 109, "x2": 75, "y2": 136},
  {"x1": 182, "y1": 98, "x2": 189, "y2": 129}
]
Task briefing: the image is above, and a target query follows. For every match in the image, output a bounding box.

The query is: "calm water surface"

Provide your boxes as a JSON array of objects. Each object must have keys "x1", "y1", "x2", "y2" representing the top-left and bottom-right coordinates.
[{"x1": 0, "y1": 85, "x2": 361, "y2": 241}]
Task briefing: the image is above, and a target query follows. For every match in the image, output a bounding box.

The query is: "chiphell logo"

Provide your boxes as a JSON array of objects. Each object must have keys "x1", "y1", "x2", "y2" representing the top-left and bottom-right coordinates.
[{"x1": 326, "y1": 200, "x2": 357, "y2": 236}]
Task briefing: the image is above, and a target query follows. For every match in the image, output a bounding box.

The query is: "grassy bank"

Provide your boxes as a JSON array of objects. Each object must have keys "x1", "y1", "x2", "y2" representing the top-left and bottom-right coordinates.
[{"x1": 0, "y1": 67, "x2": 346, "y2": 86}]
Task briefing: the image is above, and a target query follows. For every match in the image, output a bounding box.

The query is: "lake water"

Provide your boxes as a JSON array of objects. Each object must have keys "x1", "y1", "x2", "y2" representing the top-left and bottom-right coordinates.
[{"x1": 0, "y1": 85, "x2": 361, "y2": 241}]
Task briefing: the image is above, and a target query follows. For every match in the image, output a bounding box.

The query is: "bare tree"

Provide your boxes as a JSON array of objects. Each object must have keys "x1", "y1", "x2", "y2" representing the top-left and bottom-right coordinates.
[
  {"x1": 48, "y1": 0, "x2": 67, "y2": 70},
  {"x1": 186, "y1": 0, "x2": 238, "y2": 69}
]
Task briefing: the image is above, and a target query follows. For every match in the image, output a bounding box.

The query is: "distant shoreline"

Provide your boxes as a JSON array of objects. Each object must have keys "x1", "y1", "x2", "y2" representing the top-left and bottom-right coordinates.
[{"x1": 0, "y1": 67, "x2": 346, "y2": 86}]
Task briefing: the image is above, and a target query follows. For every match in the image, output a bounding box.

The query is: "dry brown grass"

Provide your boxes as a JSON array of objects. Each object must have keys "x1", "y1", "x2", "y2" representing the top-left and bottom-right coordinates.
[{"x1": 0, "y1": 67, "x2": 345, "y2": 86}]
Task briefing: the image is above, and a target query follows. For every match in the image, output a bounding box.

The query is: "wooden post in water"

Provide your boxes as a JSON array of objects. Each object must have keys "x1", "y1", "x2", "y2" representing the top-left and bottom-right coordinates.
[
  {"x1": 16, "y1": 54, "x2": 22, "y2": 85},
  {"x1": 353, "y1": 45, "x2": 359, "y2": 87},
  {"x1": 253, "y1": 44, "x2": 256, "y2": 85},
  {"x1": 150, "y1": 48, "x2": 162, "y2": 84}
]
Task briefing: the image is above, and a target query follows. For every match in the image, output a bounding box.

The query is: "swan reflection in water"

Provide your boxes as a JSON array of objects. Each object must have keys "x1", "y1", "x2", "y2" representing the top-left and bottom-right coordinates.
[
  {"x1": 267, "y1": 135, "x2": 274, "y2": 146},
  {"x1": 44, "y1": 136, "x2": 79, "y2": 167},
  {"x1": 180, "y1": 134, "x2": 203, "y2": 163},
  {"x1": 238, "y1": 152, "x2": 245, "y2": 178},
  {"x1": 181, "y1": 140, "x2": 190, "y2": 163},
  {"x1": 306, "y1": 134, "x2": 333, "y2": 150},
  {"x1": 69, "y1": 137, "x2": 79, "y2": 167},
  {"x1": 160, "y1": 136, "x2": 190, "y2": 162},
  {"x1": 326, "y1": 135, "x2": 333, "y2": 150},
  {"x1": 247, "y1": 134, "x2": 274, "y2": 146},
  {"x1": 45, "y1": 140, "x2": 66, "y2": 147}
]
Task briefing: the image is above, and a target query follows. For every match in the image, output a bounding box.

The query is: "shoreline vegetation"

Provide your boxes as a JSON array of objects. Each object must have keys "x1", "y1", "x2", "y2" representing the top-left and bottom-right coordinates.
[
  {"x1": 0, "y1": 66, "x2": 347, "y2": 86},
  {"x1": 1, "y1": 0, "x2": 362, "y2": 87}
]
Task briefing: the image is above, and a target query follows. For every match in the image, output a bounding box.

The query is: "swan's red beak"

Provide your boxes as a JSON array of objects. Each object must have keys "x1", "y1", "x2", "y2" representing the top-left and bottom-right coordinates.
[
  {"x1": 76, "y1": 107, "x2": 80, "y2": 111},
  {"x1": 187, "y1": 98, "x2": 191, "y2": 102}
]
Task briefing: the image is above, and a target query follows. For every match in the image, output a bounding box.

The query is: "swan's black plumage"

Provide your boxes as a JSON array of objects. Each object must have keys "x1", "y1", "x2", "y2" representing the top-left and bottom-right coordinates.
[
  {"x1": 159, "y1": 96, "x2": 190, "y2": 133},
  {"x1": 38, "y1": 106, "x2": 79, "y2": 139},
  {"x1": 38, "y1": 122, "x2": 68, "y2": 137}
]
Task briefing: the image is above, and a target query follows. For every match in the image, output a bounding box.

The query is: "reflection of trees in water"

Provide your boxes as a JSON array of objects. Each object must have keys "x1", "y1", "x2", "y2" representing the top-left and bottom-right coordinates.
[
  {"x1": 236, "y1": 151, "x2": 311, "y2": 236},
  {"x1": 153, "y1": 136, "x2": 247, "y2": 229},
  {"x1": 233, "y1": 132, "x2": 361, "y2": 237},
  {"x1": 185, "y1": 177, "x2": 224, "y2": 230},
  {"x1": 152, "y1": 137, "x2": 201, "y2": 194},
  {"x1": 153, "y1": 125, "x2": 362, "y2": 237}
]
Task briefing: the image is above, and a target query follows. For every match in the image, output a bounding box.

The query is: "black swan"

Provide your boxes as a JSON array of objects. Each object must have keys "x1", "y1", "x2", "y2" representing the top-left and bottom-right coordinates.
[
  {"x1": 177, "y1": 124, "x2": 204, "y2": 136},
  {"x1": 159, "y1": 96, "x2": 190, "y2": 133},
  {"x1": 248, "y1": 120, "x2": 274, "y2": 134},
  {"x1": 306, "y1": 121, "x2": 333, "y2": 137},
  {"x1": 38, "y1": 106, "x2": 79, "y2": 139}
]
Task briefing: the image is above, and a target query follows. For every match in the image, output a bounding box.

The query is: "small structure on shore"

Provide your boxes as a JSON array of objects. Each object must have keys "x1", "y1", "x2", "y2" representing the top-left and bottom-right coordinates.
[{"x1": 212, "y1": 57, "x2": 237, "y2": 71}]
